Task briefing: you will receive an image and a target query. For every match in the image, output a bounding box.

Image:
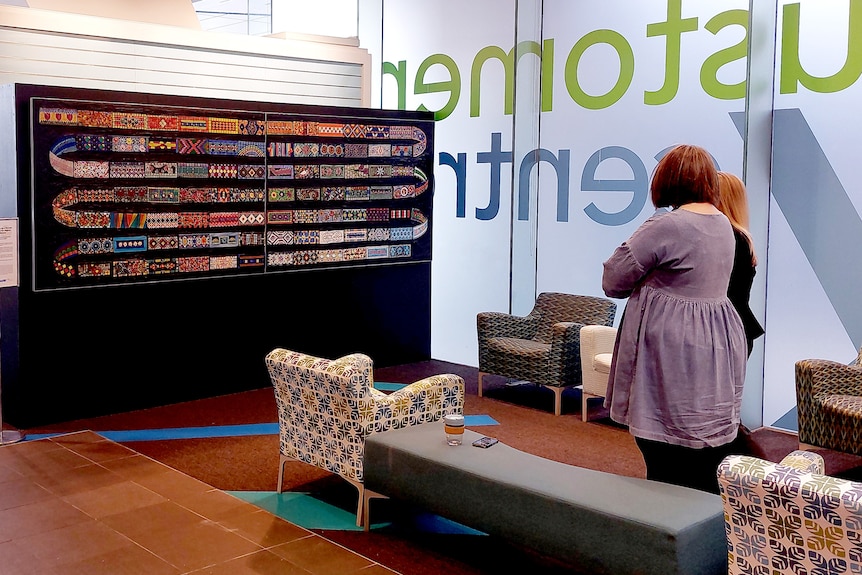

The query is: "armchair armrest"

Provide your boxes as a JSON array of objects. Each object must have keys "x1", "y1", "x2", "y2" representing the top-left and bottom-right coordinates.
[
  {"x1": 779, "y1": 450, "x2": 825, "y2": 474},
  {"x1": 372, "y1": 374, "x2": 465, "y2": 432},
  {"x1": 546, "y1": 321, "x2": 584, "y2": 387},
  {"x1": 796, "y1": 359, "x2": 862, "y2": 398},
  {"x1": 580, "y1": 325, "x2": 618, "y2": 396},
  {"x1": 477, "y1": 311, "x2": 541, "y2": 342},
  {"x1": 796, "y1": 359, "x2": 862, "y2": 447}
]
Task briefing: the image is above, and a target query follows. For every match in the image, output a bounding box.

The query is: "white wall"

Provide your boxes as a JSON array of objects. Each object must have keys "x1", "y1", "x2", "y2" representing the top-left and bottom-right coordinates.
[{"x1": 379, "y1": 0, "x2": 517, "y2": 366}]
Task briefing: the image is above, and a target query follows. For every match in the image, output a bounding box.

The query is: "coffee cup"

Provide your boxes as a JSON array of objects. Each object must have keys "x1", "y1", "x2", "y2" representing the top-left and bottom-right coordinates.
[{"x1": 443, "y1": 414, "x2": 465, "y2": 445}]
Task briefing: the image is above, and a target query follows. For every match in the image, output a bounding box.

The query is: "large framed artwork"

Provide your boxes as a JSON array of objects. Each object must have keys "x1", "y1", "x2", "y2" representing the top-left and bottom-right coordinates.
[{"x1": 31, "y1": 98, "x2": 434, "y2": 290}]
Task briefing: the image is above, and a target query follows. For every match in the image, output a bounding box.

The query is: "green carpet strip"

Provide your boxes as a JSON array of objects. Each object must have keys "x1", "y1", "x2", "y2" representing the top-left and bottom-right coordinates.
[{"x1": 230, "y1": 491, "x2": 486, "y2": 535}]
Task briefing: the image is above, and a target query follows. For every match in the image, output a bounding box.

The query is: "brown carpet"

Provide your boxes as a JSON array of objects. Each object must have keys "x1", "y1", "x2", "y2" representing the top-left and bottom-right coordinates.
[{"x1": 19, "y1": 359, "x2": 862, "y2": 575}]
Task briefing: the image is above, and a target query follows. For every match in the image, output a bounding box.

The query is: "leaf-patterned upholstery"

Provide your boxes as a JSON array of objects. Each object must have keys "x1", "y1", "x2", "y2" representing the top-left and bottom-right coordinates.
[
  {"x1": 796, "y1": 347, "x2": 862, "y2": 455},
  {"x1": 718, "y1": 450, "x2": 862, "y2": 575},
  {"x1": 265, "y1": 348, "x2": 464, "y2": 527},
  {"x1": 476, "y1": 292, "x2": 616, "y2": 416}
]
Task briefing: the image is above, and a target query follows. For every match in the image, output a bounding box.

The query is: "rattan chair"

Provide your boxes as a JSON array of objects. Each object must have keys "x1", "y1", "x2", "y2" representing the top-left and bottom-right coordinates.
[
  {"x1": 265, "y1": 348, "x2": 464, "y2": 527},
  {"x1": 796, "y1": 347, "x2": 862, "y2": 455},
  {"x1": 476, "y1": 292, "x2": 616, "y2": 416}
]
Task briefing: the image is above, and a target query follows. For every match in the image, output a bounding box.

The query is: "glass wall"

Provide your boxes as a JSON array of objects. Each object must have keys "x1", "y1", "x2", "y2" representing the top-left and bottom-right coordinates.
[
  {"x1": 193, "y1": 0, "x2": 273, "y2": 35},
  {"x1": 193, "y1": 0, "x2": 359, "y2": 38}
]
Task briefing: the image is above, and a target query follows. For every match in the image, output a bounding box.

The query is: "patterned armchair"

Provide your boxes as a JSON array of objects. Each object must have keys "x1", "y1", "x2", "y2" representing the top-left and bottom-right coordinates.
[
  {"x1": 265, "y1": 348, "x2": 464, "y2": 527},
  {"x1": 796, "y1": 347, "x2": 862, "y2": 455},
  {"x1": 718, "y1": 450, "x2": 862, "y2": 575},
  {"x1": 477, "y1": 292, "x2": 616, "y2": 416}
]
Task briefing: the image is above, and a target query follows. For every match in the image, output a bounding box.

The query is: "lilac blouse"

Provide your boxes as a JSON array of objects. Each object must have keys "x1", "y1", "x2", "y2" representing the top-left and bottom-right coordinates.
[{"x1": 602, "y1": 208, "x2": 747, "y2": 448}]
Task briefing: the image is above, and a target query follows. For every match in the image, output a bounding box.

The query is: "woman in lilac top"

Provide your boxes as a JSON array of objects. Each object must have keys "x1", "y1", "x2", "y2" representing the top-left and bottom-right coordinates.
[{"x1": 602, "y1": 144, "x2": 747, "y2": 494}]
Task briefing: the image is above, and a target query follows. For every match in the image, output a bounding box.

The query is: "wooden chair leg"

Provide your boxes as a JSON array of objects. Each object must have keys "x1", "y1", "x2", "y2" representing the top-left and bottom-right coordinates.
[
  {"x1": 362, "y1": 488, "x2": 388, "y2": 531},
  {"x1": 478, "y1": 371, "x2": 485, "y2": 397},
  {"x1": 544, "y1": 385, "x2": 564, "y2": 416},
  {"x1": 582, "y1": 390, "x2": 590, "y2": 422},
  {"x1": 276, "y1": 454, "x2": 288, "y2": 494},
  {"x1": 345, "y1": 478, "x2": 366, "y2": 528}
]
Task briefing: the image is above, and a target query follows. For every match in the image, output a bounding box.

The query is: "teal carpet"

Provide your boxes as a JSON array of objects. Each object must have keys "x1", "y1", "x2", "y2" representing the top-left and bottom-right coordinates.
[{"x1": 230, "y1": 490, "x2": 487, "y2": 535}]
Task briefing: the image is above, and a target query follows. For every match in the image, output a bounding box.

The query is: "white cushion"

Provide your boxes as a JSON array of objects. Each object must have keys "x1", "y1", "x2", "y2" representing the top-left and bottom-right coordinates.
[{"x1": 594, "y1": 353, "x2": 613, "y2": 374}]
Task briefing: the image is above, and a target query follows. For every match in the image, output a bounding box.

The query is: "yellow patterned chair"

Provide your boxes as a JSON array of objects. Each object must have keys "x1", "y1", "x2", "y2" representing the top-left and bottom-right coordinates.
[
  {"x1": 265, "y1": 348, "x2": 464, "y2": 527},
  {"x1": 718, "y1": 449, "x2": 862, "y2": 575},
  {"x1": 796, "y1": 347, "x2": 862, "y2": 455},
  {"x1": 477, "y1": 292, "x2": 616, "y2": 415}
]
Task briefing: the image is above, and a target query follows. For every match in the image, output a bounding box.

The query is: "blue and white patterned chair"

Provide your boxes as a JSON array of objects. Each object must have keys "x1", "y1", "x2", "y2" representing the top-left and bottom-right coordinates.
[
  {"x1": 718, "y1": 449, "x2": 862, "y2": 575},
  {"x1": 265, "y1": 348, "x2": 464, "y2": 527}
]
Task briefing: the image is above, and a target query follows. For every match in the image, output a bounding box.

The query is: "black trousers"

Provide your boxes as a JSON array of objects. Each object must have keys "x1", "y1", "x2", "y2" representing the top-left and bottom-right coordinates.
[{"x1": 635, "y1": 432, "x2": 750, "y2": 495}]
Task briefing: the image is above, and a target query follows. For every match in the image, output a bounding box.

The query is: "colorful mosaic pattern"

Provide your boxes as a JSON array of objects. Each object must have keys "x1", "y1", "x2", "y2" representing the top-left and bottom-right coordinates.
[
  {"x1": 36, "y1": 100, "x2": 432, "y2": 288},
  {"x1": 719, "y1": 452, "x2": 862, "y2": 575},
  {"x1": 265, "y1": 348, "x2": 464, "y2": 487}
]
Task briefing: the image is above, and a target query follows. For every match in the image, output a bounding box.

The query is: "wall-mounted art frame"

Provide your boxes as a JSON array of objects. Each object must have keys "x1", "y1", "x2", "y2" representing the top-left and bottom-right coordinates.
[{"x1": 31, "y1": 97, "x2": 434, "y2": 291}]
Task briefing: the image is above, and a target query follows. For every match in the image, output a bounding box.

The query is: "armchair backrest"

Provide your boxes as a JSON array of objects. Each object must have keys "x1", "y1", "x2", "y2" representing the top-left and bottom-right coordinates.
[
  {"x1": 532, "y1": 292, "x2": 616, "y2": 344},
  {"x1": 266, "y1": 348, "x2": 378, "y2": 435},
  {"x1": 718, "y1": 453, "x2": 862, "y2": 575}
]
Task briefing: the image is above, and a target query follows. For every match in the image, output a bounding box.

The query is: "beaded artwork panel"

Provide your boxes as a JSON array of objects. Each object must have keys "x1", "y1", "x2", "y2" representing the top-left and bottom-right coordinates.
[{"x1": 32, "y1": 95, "x2": 433, "y2": 289}]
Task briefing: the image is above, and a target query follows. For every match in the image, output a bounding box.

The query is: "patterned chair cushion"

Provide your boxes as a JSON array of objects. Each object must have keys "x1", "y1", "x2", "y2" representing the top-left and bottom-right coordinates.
[
  {"x1": 718, "y1": 452, "x2": 862, "y2": 575},
  {"x1": 487, "y1": 337, "x2": 550, "y2": 360}
]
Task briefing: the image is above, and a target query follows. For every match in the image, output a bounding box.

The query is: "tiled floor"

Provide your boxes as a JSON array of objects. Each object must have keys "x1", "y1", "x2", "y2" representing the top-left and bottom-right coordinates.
[{"x1": 0, "y1": 431, "x2": 399, "y2": 575}]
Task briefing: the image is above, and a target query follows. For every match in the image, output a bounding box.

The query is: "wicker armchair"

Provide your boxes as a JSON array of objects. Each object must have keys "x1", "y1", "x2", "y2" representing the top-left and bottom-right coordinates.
[
  {"x1": 265, "y1": 348, "x2": 464, "y2": 527},
  {"x1": 796, "y1": 347, "x2": 862, "y2": 455},
  {"x1": 718, "y1": 450, "x2": 862, "y2": 575},
  {"x1": 476, "y1": 292, "x2": 616, "y2": 416}
]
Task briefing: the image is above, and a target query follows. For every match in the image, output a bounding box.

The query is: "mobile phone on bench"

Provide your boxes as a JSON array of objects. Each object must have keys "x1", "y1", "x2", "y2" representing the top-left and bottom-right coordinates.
[{"x1": 472, "y1": 436, "x2": 499, "y2": 448}]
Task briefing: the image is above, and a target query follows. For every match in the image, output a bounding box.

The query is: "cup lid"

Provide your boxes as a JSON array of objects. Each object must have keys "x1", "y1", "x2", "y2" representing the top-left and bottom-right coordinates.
[{"x1": 443, "y1": 414, "x2": 464, "y2": 425}]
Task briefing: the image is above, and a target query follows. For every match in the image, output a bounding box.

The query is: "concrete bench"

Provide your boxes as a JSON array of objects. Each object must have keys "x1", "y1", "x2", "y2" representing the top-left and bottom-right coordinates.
[{"x1": 363, "y1": 422, "x2": 726, "y2": 575}]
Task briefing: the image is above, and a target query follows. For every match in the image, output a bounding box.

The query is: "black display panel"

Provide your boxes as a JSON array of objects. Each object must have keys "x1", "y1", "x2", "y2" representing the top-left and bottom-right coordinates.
[{"x1": 2, "y1": 84, "x2": 434, "y2": 428}]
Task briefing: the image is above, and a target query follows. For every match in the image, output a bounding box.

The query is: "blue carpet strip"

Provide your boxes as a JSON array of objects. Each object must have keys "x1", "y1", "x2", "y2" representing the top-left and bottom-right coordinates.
[{"x1": 25, "y1": 415, "x2": 497, "y2": 442}]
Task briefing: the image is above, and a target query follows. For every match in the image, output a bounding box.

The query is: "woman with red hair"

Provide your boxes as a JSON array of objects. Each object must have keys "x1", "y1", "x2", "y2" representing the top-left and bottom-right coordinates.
[{"x1": 602, "y1": 144, "x2": 748, "y2": 494}]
